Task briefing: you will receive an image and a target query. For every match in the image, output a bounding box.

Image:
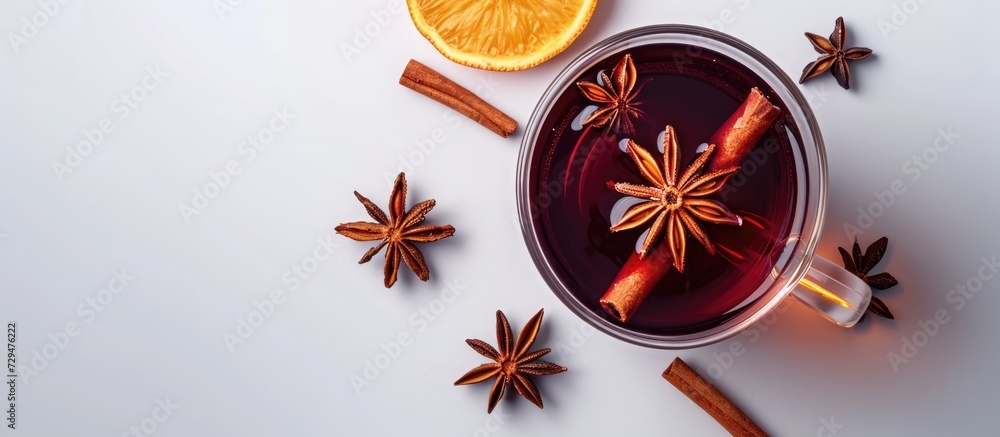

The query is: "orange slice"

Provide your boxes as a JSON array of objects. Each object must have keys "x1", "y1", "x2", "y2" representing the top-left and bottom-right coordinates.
[{"x1": 407, "y1": 0, "x2": 598, "y2": 72}]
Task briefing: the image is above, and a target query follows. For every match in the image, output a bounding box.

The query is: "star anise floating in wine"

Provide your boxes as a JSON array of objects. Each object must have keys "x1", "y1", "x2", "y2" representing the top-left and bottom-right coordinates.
[
  {"x1": 335, "y1": 172, "x2": 455, "y2": 288},
  {"x1": 799, "y1": 17, "x2": 873, "y2": 90},
  {"x1": 839, "y1": 236, "x2": 899, "y2": 320},
  {"x1": 455, "y1": 309, "x2": 566, "y2": 414},
  {"x1": 576, "y1": 53, "x2": 645, "y2": 135},
  {"x1": 608, "y1": 125, "x2": 741, "y2": 271}
]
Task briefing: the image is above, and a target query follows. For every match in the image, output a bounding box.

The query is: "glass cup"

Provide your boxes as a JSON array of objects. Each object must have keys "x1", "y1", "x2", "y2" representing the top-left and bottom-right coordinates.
[{"x1": 516, "y1": 25, "x2": 871, "y2": 349}]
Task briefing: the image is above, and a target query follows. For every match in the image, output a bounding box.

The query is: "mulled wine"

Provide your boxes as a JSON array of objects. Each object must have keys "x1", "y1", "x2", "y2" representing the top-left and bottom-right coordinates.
[{"x1": 529, "y1": 43, "x2": 798, "y2": 335}]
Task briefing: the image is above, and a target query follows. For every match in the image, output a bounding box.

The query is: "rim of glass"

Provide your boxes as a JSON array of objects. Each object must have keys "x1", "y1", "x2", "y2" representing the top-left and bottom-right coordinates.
[{"x1": 516, "y1": 25, "x2": 828, "y2": 349}]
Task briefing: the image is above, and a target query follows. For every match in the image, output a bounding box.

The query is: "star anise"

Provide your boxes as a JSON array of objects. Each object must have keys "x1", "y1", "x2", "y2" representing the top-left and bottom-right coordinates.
[
  {"x1": 799, "y1": 17, "x2": 873, "y2": 90},
  {"x1": 838, "y1": 236, "x2": 899, "y2": 320},
  {"x1": 335, "y1": 172, "x2": 455, "y2": 288},
  {"x1": 608, "y1": 125, "x2": 740, "y2": 271},
  {"x1": 455, "y1": 309, "x2": 566, "y2": 414},
  {"x1": 576, "y1": 53, "x2": 645, "y2": 135}
]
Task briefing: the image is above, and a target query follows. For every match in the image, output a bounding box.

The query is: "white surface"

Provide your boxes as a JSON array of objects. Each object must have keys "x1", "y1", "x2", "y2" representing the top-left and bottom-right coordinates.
[{"x1": 1, "y1": 1, "x2": 998, "y2": 435}]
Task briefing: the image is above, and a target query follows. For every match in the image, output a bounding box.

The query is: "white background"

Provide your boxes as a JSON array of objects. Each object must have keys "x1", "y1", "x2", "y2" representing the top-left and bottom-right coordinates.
[{"x1": 2, "y1": 0, "x2": 998, "y2": 435}]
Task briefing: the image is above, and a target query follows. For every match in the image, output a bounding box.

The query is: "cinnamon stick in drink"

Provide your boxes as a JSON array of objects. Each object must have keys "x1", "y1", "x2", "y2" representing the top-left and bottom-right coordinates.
[{"x1": 600, "y1": 88, "x2": 781, "y2": 323}]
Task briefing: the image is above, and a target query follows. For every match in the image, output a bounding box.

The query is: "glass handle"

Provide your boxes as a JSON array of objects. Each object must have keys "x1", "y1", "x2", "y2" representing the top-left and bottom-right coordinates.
[{"x1": 791, "y1": 256, "x2": 872, "y2": 327}]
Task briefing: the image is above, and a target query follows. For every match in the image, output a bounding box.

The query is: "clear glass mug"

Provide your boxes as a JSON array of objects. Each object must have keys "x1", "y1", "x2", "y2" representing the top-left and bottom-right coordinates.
[{"x1": 516, "y1": 25, "x2": 871, "y2": 349}]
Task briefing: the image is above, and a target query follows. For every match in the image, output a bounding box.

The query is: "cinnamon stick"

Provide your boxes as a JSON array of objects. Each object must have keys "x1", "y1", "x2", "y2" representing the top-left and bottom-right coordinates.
[
  {"x1": 399, "y1": 59, "x2": 518, "y2": 138},
  {"x1": 600, "y1": 88, "x2": 780, "y2": 323},
  {"x1": 663, "y1": 358, "x2": 768, "y2": 437}
]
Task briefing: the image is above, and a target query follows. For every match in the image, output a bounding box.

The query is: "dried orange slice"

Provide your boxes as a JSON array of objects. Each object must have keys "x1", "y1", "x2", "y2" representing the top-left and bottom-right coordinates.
[{"x1": 407, "y1": 0, "x2": 598, "y2": 72}]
